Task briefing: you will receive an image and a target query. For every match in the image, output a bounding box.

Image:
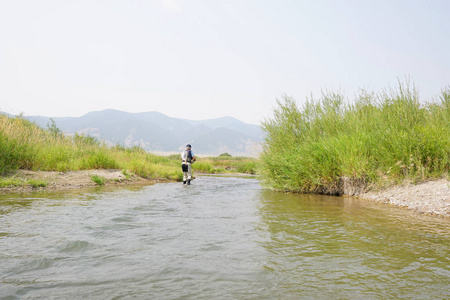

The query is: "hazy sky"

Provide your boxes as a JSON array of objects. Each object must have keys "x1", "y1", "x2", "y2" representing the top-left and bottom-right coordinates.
[{"x1": 1, "y1": 0, "x2": 449, "y2": 124}]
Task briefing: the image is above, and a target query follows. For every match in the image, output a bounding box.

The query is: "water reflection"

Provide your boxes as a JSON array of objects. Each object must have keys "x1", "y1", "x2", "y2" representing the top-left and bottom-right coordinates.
[
  {"x1": 0, "y1": 185, "x2": 150, "y2": 214},
  {"x1": 256, "y1": 189, "x2": 450, "y2": 298}
]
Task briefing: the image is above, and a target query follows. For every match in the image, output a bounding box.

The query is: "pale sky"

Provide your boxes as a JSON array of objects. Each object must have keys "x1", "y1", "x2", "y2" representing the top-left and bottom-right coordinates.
[{"x1": 1, "y1": 0, "x2": 449, "y2": 125}]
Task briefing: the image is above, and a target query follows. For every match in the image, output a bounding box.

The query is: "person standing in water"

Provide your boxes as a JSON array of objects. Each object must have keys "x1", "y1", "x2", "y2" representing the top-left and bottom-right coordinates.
[{"x1": 181, "y1": 144, "x2": 196, "y2": 185}]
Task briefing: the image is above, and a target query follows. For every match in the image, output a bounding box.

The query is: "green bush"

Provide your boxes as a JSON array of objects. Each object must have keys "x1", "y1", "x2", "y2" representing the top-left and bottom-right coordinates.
[{"x1": 219, "y1": 152, "x2": 232, "y2": 157}]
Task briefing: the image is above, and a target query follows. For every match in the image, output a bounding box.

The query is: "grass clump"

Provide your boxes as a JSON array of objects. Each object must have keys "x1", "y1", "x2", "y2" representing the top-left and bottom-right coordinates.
[
  {"x1": 259, "y1": 81, "x2": 450, "y2": 194},
  {"x1": 0, "y1": 178, "x2": 25, "y2": 188},
  {"x1": 0, "y1": 177, "x2": 47, "y2": 189},
  {"x1": 91, "y1": 175, "x2": 106, "y2": 186},
  {"x1": 28, "y1": 180, "x2": 48, "y2": 188}
]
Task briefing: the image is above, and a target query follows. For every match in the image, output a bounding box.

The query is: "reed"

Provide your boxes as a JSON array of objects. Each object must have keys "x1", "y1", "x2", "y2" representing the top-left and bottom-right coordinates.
[{"x1": 259, "y1": 82, "x2": 450, "y2": 194}]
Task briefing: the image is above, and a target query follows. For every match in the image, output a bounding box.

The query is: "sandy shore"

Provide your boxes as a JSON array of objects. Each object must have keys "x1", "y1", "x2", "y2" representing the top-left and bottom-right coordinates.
[
  {"x1": 0, "y1": 169, "x2": 162, "y2": 193},
  {"x1": 359, "y1": 179, "x2": 450, "y2": 217}
]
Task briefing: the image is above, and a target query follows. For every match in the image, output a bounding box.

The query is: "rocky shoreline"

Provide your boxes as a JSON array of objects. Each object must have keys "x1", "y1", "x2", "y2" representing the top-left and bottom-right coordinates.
[
  {"x1": 1, "y1": 170, "x2": 449, "y2": 217},
  {"x1": 359, "y1": 179, "x2": 450, "y2": 217}
]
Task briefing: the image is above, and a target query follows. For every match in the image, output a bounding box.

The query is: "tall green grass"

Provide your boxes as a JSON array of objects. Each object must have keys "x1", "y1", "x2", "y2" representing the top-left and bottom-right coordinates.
[
  {"x1": 0, "y1": 115, "x2": 183, "y2": 181},
  {"x1": 259, "y1": 82, "x2": 450, "y2": 194}
]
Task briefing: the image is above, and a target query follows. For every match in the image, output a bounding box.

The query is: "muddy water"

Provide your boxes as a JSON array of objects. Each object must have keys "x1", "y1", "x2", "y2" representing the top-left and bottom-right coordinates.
[{"x1": 0, "y1": 176, "x2": 449, "y2": 299}]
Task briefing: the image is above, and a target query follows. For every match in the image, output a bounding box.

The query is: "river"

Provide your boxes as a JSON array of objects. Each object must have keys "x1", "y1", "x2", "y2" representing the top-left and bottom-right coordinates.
[{"x1": 1, "y1": 175, "x2": 449, "y2": 299}]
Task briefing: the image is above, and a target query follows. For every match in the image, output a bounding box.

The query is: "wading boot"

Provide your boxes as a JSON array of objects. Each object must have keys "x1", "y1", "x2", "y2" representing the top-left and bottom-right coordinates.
[
  {"x1": 187, "y1": 179, "x2": 191, "y2": 185},
  {"x1": 183, "y1": 181, "x2": 186, "y2": 185}
]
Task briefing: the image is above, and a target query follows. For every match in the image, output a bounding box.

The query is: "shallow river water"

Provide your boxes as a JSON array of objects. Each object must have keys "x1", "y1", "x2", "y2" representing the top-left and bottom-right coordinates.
[{"x1": 1, "y1": 176, "x2": 449, "y2": 299}]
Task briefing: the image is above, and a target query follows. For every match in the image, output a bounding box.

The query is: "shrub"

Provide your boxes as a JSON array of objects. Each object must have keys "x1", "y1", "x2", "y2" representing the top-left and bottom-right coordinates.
[{"x1": 47, "y1": 118, "x2": 63, "y2": 137}]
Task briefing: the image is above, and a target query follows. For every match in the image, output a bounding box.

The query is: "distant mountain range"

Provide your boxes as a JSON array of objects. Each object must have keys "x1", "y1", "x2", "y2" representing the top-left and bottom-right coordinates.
[{"x1": 18, "y1": 109, "x2": 264, "y2": 156}]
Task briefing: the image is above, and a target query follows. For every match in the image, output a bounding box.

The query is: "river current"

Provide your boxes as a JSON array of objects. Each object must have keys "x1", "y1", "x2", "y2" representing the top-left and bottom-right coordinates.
[{"x1": 1, "y1": 176, "x2": 449, "y2": 299}]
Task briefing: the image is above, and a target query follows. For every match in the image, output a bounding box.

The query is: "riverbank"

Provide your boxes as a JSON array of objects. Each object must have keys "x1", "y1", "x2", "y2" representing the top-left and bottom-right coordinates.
[
  {"x1": 0, "y1": 169, "x2": 163, "y2": 193},
  {"x1": 1, "y1": 170, "x2": 449, "y2": 217},
  {"x1": 359, "y1": 179, "x2": 450, "y2": 217},
  {"x1": 259, "y1": 84, "x2": 450, "y2": 205}
]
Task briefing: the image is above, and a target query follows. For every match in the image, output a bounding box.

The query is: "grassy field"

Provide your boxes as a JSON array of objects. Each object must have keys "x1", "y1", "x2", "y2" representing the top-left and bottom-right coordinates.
[
  {"x1": 0, "y1": 114, "x2": 257, "y2": 188},
  {"x1": 259, "y1": 82, "x2": 450, "y2": 194},
  {"x1": 0, "y1": 114, "x2": 183, "y2": 181},
  {"x1": 191, "y1": 156, "x2": 257, "y2": 174}
]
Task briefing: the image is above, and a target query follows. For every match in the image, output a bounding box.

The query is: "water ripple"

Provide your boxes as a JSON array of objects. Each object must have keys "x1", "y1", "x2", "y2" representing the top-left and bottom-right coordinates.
[{"x1": 0, "y1": 176, "x2": 449, "y2": 299}]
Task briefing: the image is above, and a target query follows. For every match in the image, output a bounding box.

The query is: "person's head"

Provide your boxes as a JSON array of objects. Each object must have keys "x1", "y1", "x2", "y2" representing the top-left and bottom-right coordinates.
[{"x1": 186, "y1": 144, "x2": 191, "y2": 149}]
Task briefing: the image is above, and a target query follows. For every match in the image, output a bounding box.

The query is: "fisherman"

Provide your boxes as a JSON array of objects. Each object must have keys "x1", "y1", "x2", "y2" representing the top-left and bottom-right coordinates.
[{"x1": 181, "y1": 144, "x2": 196, "y2": 185}]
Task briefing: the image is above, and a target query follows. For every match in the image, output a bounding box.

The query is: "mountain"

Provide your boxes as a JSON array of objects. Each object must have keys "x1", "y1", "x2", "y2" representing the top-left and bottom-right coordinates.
[{"x1": 23, "y1": 109, "x2": 264, "y2": 156}]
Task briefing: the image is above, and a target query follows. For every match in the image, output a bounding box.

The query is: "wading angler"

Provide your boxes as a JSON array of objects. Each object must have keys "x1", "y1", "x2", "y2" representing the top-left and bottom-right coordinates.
[{"x1": 181, "y1": 144, "x2": 196, "y2": 185}]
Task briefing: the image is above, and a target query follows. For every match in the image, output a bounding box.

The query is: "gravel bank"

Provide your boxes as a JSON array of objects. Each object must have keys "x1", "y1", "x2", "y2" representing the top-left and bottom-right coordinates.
[
  {"x1": 360, "y1": 179, "x2": 450, "y2": 217},
  {"x1": 0, "y1": 169, "x2": 160, "y2": 193}
]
